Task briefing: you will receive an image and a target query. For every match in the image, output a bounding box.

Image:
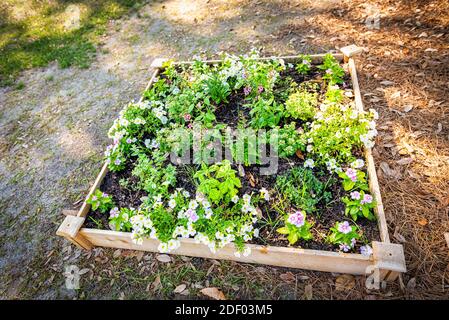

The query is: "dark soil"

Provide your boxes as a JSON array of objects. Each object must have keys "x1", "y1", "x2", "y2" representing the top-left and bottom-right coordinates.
[{"x1": 84, "y1": 64, "x2": 380, "y2": 253}]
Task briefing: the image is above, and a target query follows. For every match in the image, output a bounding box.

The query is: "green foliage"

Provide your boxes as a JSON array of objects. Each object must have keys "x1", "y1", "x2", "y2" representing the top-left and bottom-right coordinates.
[
  {"x1": 87, "y1": 189, "x2": 114, "y2": 213},
  {"x1": 248, "y1": 96, "x2": 284, "y2": 129},
  {"x1": 204, "y1": 73, "x2": 231, "y2": 104},
  {"x1": 276, "y1": 167, "x2": 331, "y2": 213},
  {"x1": 132, "y1": 154, "x2": 177, "y2": 196},
  {"x1": 268, "y1": 122, "x2": 306, "y2": 158},
  {"x1": 295, "y1": 55, "x2": 312, "y2": 75},
  {"x1": 318, "y1": 53, "x2": 345, "y2": 85},
  {"x1": 285, "y1": 88, "x2": 318, "y2": 121},
  {"x1": 194, "y1": 160, "x2": 241, "y2": 204}
]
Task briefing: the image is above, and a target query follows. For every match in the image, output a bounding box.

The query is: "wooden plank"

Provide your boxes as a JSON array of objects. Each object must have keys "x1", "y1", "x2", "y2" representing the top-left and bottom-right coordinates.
[
  {"x1": 173, "y1": 53, "x2": 344, "y2": 66},
  {"x1": 348, "y1": 57, "x2": 390, "y2": 243},
  {"x1": 77, "y1": 162, "x2": 109, "y2": 218},
  {"x1": 80, "y1": 228, "x2": 373, "y2": 275},
  {"x1": 445, "y1": 233, "x2": 449, "y2": 249}
]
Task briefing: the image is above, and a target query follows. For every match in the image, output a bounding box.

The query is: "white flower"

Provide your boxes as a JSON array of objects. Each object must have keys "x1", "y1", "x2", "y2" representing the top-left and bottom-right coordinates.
[
  {"x1": 204, "y1": 207, "x2": 213, "y2": 219},
  {"x1": 259, "y1": 188, "x2": 270, "y2": 201},
  {"x1": 304, "y1": 159, "x2": 315, "y2": 168},
  {"x1": 231, "y1": 195, "x2": 239, "y2": 203},
  {"x1": 351, "y1": 159, "x2": 365, "y2": 169},
  {"x1": 133, "y1": 118, "x2": 146, "y2": 125},
  {"x1": 242, "y1": 194, "x2": 251, "y2": 204},
  {"x1": 306, "y1": 144, "x2": 313, "y2": 152},
  {"x1": 157, "y1": 242, "x2": 169, "y2": 253},
  {"x1": 189, "y1": 200, "x2": 198, "y2": 210},
  {"x1": 253, "y1": 228, "x2": 259, "y2": 238},
  {"x1": 369, "y1": 108, "x2": 379, "y2": 120},
  {"x1": 360, "y1": 245, "x2": 373, "y2": 256},
  {"x1": 168, "y1": 199, "x2": 177, "y2": 209},
  {"x1": 168, "y1": 239, "x2": 180, "y2": 251},
  {"x1": 182, "y1": 190, "x2": 190, "y2": 198}
]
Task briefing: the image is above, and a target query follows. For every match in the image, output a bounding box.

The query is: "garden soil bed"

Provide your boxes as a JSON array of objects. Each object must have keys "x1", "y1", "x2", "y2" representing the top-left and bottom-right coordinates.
[{"x1": 84, "y1": 63, "x2": 380, "y2": 253}]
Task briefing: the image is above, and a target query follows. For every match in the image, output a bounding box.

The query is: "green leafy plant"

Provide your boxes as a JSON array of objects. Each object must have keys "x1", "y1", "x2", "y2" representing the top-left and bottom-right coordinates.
[
  {"x1": 248, "y1": 96, "x2": 284, "y2": 129},
  {"x1": 318, "y1": 53, "x2": 345, "y2": 85},
  {"x1": 204, "y1": 73, "x2": 231, "y2": 104},
  {"x1": 342, "y1": 191, "x2": 376, "y2": 221},
  {"x1": 277, "y1": 210, "x2": 313, "y2": 244},
  {"x1": 132, "y1": 154, "x2": 177, "y2": 196},
  {"x1": 276, "y1": 167, "x2": 331, "y2": 213},
  {"x1": 87, "y1": 189, "x2": 114, "y2": 213},
  {"x1": 295, "y1": 55, "x2": 312, "y2": 75},
  {"x1": 285, "y1": 88, "x2": 318, "y2": 121},
  {"x1": 193, "y1": 160, "x2": 241, "y2": 204},
  {"x1": 327, "y1": 221, "x2": 361, "y2": 252},
  {"x1": 268, "y1": 122, "x2": 306, "y2": 158}
]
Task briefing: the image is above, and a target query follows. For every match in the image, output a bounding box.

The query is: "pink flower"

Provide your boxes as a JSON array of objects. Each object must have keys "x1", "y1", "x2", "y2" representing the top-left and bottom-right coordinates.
[
  {"x1": 185, "y1": 209, "x2": 198, "y2": 222},
  {"x1": 361, "y1": 194, "x2": 373, "y2": 204},
  {"x1": 183, "y1": 114, "x2": 191, "y2": 121},
  {"x1": 287, "y1": 211, "x2": 305, "y2": 228},
  {"x1": 257, "y1": 86, "x2": 264, "y2": 94},
  {"x1": 345, "y1": 168, "x2": 357, "y2": 182},
  {"x1": 187, "y1": 123, "x2": 193, "y2": 129},
  {"x1": 243, "y1": 86, "x2": 252, "y2": 96},
  {"x1": 350, "y1": 191, "x2": 361, "y2": 200},
  {"x1": 110, "y1": 207, "x2": 119, "y2": 218},
  {"x1": 338, "y1": 221, "x2": 352, "y2": 234}
]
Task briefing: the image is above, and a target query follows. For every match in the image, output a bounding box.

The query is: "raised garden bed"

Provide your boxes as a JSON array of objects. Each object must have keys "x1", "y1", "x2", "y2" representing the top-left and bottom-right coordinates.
[{"x1": 57, "y1": 45, "x2": 405, "y2": 281}]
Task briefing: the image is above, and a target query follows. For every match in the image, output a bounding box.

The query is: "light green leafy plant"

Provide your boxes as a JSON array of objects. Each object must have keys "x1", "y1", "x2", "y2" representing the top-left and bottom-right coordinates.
[
  {"x1": 327, "y1": 221, "x2": 361, "y2": 252},
  {"x1": 193, "y1": 160, "x2": 241, "y2": 204},
  {"x1": 285, "y1": 88, "x2": 318, "y2": 121}
]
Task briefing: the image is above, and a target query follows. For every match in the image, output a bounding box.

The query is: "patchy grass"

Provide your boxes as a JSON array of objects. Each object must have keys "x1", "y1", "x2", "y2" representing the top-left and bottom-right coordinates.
[{"x1": 0, "y1": 0, "x2": 147, "y2": 86}]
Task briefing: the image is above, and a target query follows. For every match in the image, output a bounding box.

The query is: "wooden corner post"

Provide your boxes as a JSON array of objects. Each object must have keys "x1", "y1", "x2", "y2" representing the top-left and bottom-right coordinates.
[
  {"x1": 57, "y1": 215, "x2": 93, "y2": 250},
  {"x1": 372, "y1": 241, "x2": 406, "y2": 281}
]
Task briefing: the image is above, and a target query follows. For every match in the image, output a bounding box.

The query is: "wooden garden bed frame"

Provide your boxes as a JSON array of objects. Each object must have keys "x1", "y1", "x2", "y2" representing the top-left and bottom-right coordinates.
[{"x1": 57, "y1": 45, "x2": 406, "y2": 281}]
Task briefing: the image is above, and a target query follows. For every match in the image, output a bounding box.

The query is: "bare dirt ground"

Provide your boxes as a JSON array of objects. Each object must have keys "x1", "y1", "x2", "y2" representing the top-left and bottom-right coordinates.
[{"x1": 0, "y1": 0, "x2": 448, "y2": 299}]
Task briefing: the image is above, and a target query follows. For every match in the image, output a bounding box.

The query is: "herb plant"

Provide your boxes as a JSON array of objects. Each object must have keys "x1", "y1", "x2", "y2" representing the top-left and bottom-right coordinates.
[{"x1": 87, "y1": 189, "x2": 114, "y2": 213}]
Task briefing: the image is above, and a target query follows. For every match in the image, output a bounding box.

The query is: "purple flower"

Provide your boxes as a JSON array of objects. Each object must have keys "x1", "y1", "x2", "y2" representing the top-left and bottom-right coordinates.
[
  {"x1": 102, "y1": 192, "x2": 108, "y2": 198},
  {"x1": 243, "y1": 86, "x2": 252, "y2": 96},
  {"x1": 110, "y1": 207, "x2": 119, "y2": 218},
  {"x1": 338, "y1": 221, "x2": 352, "y2": 234},
  {"x1": 350, "y1": 191, "x2": 361, "y2": 200},
  {"x1": 126, "y1": 138, "x2": 132, "y2": 144},
  {"x1": 242, "y1": 71, "x2": 247, "y2": 79},
  {"x1": 345, "y1": 168, "x2": 357, "y2": 182},
  {"x1": 361, "y1": 194, "x2": 373, "y2": 204},
  {"x1": 91, "y1": 196, "x2": 97, "y2": 201},
  {"x1": 351, "y1": 237, "x2": 357, "y2": 247},
  {"x1": 114, "y1": 158, "x2": 121, "y2": 165},
  {"x1": 257, "y1": 85, "x2": 264, "y2": 94},
  {"x1": 360, "y1": 245, "x2": 373, "y2": 256},
  {"x1": 339, "y1": 244, "x2": 350, "y2": 252},
  {"x1": 185, "y1": 209, "x2": 199, "y2": 222},
  {"x1": 287, "y1": 211, "x2": 305, "y2": 228}
]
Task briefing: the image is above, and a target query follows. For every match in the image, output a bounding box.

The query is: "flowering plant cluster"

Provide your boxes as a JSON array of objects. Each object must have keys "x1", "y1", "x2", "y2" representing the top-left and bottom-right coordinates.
[
  {"x1": 87, "y1": 189, "x2": 114, "y2": 213},
  {"x1": 277, "y1": 210, "x2": 313, "y2": 244},
  {"x1": 95, "y1": 51, "x2": 380, "y2": 256},
  {"x1": 327, "y1": 221, "x2": 361, "y2": 252}
]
